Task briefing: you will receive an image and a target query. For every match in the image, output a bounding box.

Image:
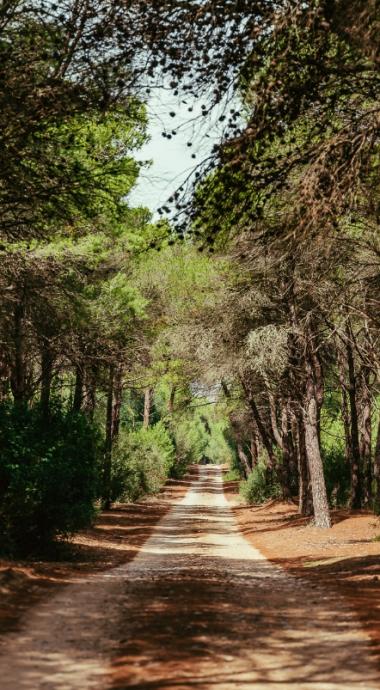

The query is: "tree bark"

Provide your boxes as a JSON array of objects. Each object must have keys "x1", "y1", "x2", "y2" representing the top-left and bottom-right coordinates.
[
  {"x1": 279, "y1": 400, "x2": 294, "y2": 499},
  {"x1": 374, "y1": 419, "x2": 380, "y2": 514},
  {"x1": 168, "y1": 385, "x2": 176, "y2": 414},
  {"x1": 266, "y1": 386, "x2": 283, "y2": 448},
  {"x1": 84, "y1": 364, "x2": 97, "y2": 420},
  {"x1": 303, "y1": 352, "x2": 331, "y2": 528},
  {"x1": 73, "y1": 364, "x2": 84, "y2": 413},
  {"x1": 337, "y1": 348, "x2": 353, "y2": 474},
  {"x1": 241, "y1": 381, "x2": 276, "y2": 475},
  {"x1": 297, "y1": 413, "x2": 313, "y2": 516},
  {"x1": 11, "y1": 301, "x2": 26, "y2": 404},
  {"x1": 40, "y1": 343, "x2": 53, "y2": 418},
  {"x1": 143, "y1": 386, "x2": 152, "y2": 429},
  {"x1": 102, "y1": 364, "x2": 114, "y2": 510},
  {"x1": 358, "y1": 366, "x2": 372, "y2": 506},
  {"x1": 112, "y1": 365, "x2": 123, "y2": 440},
  {"x1": 345, "y1": 326, "x2": 362, "y2": 508},
  {"x1": 250, "y1": 432, "x2": 259, "y2": 469},
  {"x1": 236, "y1": 442, "x2": 252, "y2": 479}
]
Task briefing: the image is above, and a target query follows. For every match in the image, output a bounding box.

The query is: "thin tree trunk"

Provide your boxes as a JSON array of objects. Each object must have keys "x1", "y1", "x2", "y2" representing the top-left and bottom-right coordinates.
[
  {"x1": 168, "y1": 385, "x2": 176, "y2": 414},
  {"x1": 40, "y1": 343, "x2": 53, "y2": 418},
  {"x1": 112, "y1": 365, "x2": 123, "y2": 440},
  {"x1": 303, "y1": 357, "x2": 331, "y2": 528},
  {"x1": 143, "y1": 386, "x2": 152, "y2": 429},
  {"x1": 73, "y1": 364, "x2": 84, "y2": 412},
  {"x1": 250, "y1": 432, "x2": 259, "y2": 469},
  {"x1": 103, "y1": 364, "x2": 114, "y2": 510},
  {"x1": 266, "y1": 386, "x2": 283, "y2": 448},
  {"x1": 359, "y1": 367, "x2": 372, "y2": 506},
  {"x1": 237, "y1": 442, "x2": 251, "y2": 479},
  {"x1": 337, "y1": 349, "x2": 353, "y2": 473},
  {"x1": 345, "y1": 326, "x2": 362, "y2": 508},
  {"x1": 374, "y1": 419, "x2": 380, "y2": 514},
  {"x1": 11, "y1": 301, "x2": 26, "y2": 404},
  {"x1": 84, "y1": 365, "x2": 97, "y2": 420},
  {"x1": 241, "y1": 380, "x2": 276, "y2": 475},
  {"x1": 280, "y1": 401, "x2": 293, "y2": 499},
  {"x1": 297, "y1": 414, "x2": 313, "y2": 516}
]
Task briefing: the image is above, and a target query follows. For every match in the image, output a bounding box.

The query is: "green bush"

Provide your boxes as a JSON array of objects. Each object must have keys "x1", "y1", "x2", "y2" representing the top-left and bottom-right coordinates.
[
  {"x1": 173, "y1": 416, "x2": 209, "y2": 469},
  {"x1": 0, "y1": 403, "x2": 100, "y2": 553},
  {"x1": 111, "y1": 421, "x2": 175, "y2": 501},
  {"x1": 321, "y1": 411, "x2": 350, "y2": 506},
  {"x1": 239, "y1": 461, "x2": 281, "y2": 504}
]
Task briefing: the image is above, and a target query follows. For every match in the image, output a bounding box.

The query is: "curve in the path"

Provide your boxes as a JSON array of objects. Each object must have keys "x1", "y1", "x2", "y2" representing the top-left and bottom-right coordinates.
[{"x1": 0, "y1": 466, "x2": 378, "y2": 690}]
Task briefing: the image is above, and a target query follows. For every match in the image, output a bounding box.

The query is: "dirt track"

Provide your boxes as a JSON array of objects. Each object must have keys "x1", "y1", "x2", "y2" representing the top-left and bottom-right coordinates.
[{"x1": 0, "y1": 466, "x2": 379, "y2": 689}]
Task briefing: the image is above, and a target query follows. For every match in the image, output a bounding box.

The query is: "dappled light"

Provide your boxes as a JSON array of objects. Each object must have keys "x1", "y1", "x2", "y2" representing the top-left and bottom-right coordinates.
[
  {"x1": 1, "y1": 468, "x2": 379, "y2": 689},
  {"x1": 0, "y1": 2, "x2": 379, "y2": 688}
]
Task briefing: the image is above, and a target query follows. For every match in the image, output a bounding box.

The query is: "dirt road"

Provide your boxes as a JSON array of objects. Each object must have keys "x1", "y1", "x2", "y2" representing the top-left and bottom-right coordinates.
[{"x1": 0, "y1": 466, "x2": 378, "y2": 689}]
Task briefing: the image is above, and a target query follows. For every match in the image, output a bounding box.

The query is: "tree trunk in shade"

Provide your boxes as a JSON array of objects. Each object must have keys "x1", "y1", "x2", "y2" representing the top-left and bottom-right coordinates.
[
  {"x1": 11, "y1": 301, "x2": 27, "y2": 405},
  {"x1": 297, "y1": 413, "x2": 313, "y2": 516},
  {"x1": 102, "y1": 363, "x2": 114, "y2": 510},
  {"x1": 73, "y1": 364, "x2": 84, "y2": 412},
  {"x1": 143, "y1": 386, "x2": 152, "y2": 429},
  {"x1": 40, "y1": 343, "x2": 53, "y2": 419},
  {"x1": 345, "y1": 327, "x2": 362, "y2": 508},
  {"x1": 359, "y1": 366, "x2": 372, "y2": 506},
  {"x1": 374, "y1": 419, "x2": 380, "y2": 514}
]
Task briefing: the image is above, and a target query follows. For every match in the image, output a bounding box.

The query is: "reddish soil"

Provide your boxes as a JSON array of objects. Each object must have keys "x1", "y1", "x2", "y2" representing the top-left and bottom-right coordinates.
[
  {"x1": 0, "y1": 475, "x2": 191, "y2": 637},
  {"x1": 225, "y1": 480, "x2": 380, "y2": 661},
  {"x1": 0, "y1": 466, "x2": 379, "y2": 690}
]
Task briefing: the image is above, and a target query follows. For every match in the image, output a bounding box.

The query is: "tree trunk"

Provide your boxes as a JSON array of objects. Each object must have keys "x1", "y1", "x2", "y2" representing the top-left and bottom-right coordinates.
[
  {"x1": 374, "y1": 419, "x2": 380, "y2": 514},
  {"x1": 40, "y1": 343, "x2": 53, "y2": 418},
  {"x1": 11, "y1": 301, "x2": 26, "y2": 404},
  {"x1": 358, "y1": 367, "x2": 372, "y2": 506},
  {"x1": 73, "y1": 364, "x2": 84, "y2": 413},
  {"x1": 250, "y1": 432, "x2": 259, "y2": 469},
  {"x1": 279, "y1": 401, "x2": 293, "y2": 499},
  {"x1": 266, "y1": 386, "x2": 283, "y2": 448},
  {"x1": 102, "y1": 364, "x2": 114, "y2": 510},
  {"x1": 345, "y1": 327, "x2": 362, "y2": 508},
  {"x1": 243, "y1": 387, "x2": 276, "y2": 474},
  {"x1": 303, "y1": 359, "x2": 331, "y2": 528},
  {"x1": 84, "y1": 365, "x2": 97, "y2": 420},
  {"x1": 236, "y1": 442, "x2": 252, "y2": 479},
  {"x1": 337, "y1": 349, "x2": 353, "y2": 474},
  {"x1": 112, "y1": 365, "x2": 123, "y2": 440},
  {"x1": 143, "y1": 386, "x2": 152, "y2": 429},
  {"x1": 168, "y1": 385, "x2": 176, "y2": 414},
  {"x1": 297, "y1": 414, "x2": 313, "y2": 516}
]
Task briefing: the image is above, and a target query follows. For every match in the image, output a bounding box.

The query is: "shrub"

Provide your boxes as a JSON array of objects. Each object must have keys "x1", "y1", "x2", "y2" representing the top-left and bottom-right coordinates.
[
  {"x1": 320, "y1": 412, "x2": 350, "y2": 506},
  {"x1": 173, "y1": 416, "x2": 209, "y2": 470},
  {"x1": 239, "y1": 461, "x2": 281, "y2": 504},
  {"x1": 111, "y1": 421, "x2": 175, "y2": 502},
  {"x1": 0, "y1": 402, "x2": 100, "y2": 554}
]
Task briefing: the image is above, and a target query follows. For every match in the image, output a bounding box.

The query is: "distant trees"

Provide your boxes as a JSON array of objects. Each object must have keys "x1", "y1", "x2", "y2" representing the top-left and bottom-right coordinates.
[{"x1": 180, "y1": 0, "x2": 380, "y2": 527}]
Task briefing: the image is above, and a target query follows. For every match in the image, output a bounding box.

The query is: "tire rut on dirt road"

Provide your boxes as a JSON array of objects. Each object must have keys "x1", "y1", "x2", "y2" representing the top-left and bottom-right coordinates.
[{"x1": 0, "y1": 466, "x2": 378, "y2": 690}]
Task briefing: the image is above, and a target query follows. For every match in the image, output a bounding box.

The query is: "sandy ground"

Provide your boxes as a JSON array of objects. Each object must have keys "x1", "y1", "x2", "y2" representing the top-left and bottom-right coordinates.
[
  {"x1": 226, "y1": 484, "x2": 380, "y2": 665},
  {"x1": 0, "y1": 466, "x2": 379, "y2": 690}
]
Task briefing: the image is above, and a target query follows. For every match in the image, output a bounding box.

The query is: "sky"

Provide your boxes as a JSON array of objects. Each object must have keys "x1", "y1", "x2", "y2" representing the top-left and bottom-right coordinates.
[{"x1": 129, "y1": 88, "x2": 233, "y2": 216}]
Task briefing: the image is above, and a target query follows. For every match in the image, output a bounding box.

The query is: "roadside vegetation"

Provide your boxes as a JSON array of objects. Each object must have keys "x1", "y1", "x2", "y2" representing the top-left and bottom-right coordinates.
[{"x1": 0, "y1": 1, "x2": 379, "y2": 555}]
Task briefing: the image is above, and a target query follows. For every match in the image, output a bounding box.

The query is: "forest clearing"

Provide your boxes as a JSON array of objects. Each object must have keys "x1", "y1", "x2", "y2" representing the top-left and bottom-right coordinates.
[{"x1": 0, "y1": 1, "x2": 379, "y2": 688}]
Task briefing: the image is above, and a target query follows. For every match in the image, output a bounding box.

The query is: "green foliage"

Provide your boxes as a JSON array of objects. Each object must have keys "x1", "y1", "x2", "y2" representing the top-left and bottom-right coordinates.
[
  {"x1": 223, "y1": 468, "x2": 241, "y2": 482},
  {"x1": 321, "y1": 408, "x2": 350, "y2": 507},
  {"x1": 111, "y1": 422, "x2": 175, "y2": 502},
  {"x1": 172, "y1": 415, "x2": 209, "y2": 468},
  {"x1": 0, "y1": 403, "x2": 100, "y2": 554},
  {"x1": 239, "y1": 461, "x2": 281, "y2": 504}
]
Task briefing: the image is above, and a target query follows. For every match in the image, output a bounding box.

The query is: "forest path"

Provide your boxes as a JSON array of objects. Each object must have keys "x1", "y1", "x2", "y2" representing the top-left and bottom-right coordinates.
[{"x1": 0, "y1": 466, "x2": 378, "y2": 690}]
